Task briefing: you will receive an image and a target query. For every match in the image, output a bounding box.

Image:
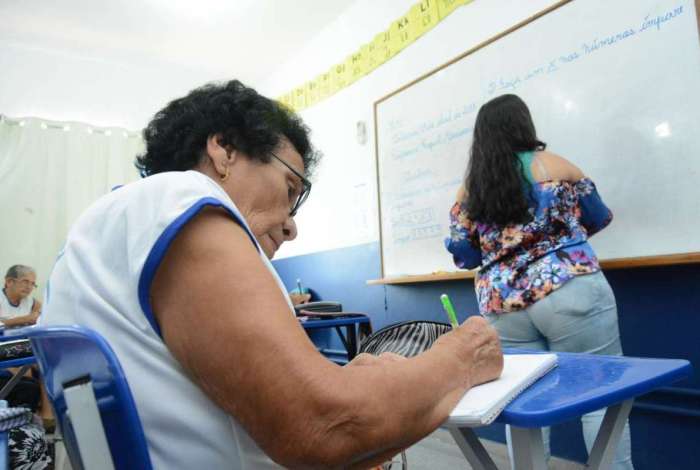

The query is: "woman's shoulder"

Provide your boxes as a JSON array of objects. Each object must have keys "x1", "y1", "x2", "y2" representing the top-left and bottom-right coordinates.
[
  {"x1": 532, "y1": 150, "x2": 585, "y2": 182},
  {"x1": 127, "y1": 170, "x2": 221, "y2": 199}
]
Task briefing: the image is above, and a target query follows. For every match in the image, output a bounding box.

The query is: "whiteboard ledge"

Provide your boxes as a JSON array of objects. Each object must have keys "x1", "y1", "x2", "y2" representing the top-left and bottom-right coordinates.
[
  {"x1": 367, "y1": 253, "x2": 700, "y2": 285},
  {"x1": 600, "y1": 253, "x2": 700, "y2": 270},
  {"x1": 367, "y1": 271, "x2": 477, "y2": 285}
]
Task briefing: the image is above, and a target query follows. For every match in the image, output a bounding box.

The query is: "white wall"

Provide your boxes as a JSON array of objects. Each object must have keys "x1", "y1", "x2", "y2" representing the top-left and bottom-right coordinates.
[
  {"x1": 0, "y1": 42, "x2": 221, "y2": 130},
  {"x1": 261, "y1": 0, "x2": 561, "y2": 258}
]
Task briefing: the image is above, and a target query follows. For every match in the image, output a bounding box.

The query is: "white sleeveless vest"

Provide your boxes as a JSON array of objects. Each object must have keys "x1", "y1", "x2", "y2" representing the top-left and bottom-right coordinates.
[
  {"x1": 0, "y1": 290, "x2": 34, "y2": 321},
  {"x1": 41, "y1": 170, "x2": 291, "y2": 469}
]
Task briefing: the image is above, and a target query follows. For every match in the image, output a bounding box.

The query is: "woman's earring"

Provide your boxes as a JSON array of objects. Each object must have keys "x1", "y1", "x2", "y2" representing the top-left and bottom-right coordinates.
[{"x1": 220, "y1": 164, "x2": 230, "y2": 182}]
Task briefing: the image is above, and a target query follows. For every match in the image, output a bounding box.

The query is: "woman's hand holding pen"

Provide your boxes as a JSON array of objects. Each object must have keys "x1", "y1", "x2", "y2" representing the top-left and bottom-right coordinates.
[{"x1": 436, "y1": 316, "x2": 503, "y2": 388}]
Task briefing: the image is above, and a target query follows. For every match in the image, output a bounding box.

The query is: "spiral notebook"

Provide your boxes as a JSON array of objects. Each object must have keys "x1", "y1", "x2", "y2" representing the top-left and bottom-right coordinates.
[{"x1": 448, "y1": 353, "x2": 557, "y2": 426}]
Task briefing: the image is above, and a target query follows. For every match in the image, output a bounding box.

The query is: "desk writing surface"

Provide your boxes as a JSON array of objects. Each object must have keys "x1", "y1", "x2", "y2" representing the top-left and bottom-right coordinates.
[{"x1": 495, "y1": 351, "x2": 692, "y2": 428}]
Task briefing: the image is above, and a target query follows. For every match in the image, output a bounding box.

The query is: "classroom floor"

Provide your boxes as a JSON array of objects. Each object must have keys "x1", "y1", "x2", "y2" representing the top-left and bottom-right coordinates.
[
  {"x1": 404, "y1": 428, "x2": 582, "y2": 469},
  {"x1": 51, "y1": 429, "x2": 584, "y2": 470}
]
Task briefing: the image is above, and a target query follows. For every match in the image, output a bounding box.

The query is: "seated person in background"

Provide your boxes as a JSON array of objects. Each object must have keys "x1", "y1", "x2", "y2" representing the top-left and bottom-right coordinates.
[
  {"x1": 0, "y1": 264, "x2": 42, "y2": 410},
  {"x1": 1, "y1": 265, "x2": 41, "y2": 328},
  {"x1": 41, "y1": 80, "x2": 503, "y2": 469},
  {"x1": 0, "y1": 265, "x2": 53, "y2": 468}
]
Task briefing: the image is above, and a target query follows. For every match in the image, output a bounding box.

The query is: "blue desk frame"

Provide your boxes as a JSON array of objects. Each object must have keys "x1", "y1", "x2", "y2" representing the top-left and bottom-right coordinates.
[
  {"x1": 445, "y1": 351, "x2": 692, "y2": 470},
  {"x1": 300, "y1": 316, "x2": 371, "y2": 361}
]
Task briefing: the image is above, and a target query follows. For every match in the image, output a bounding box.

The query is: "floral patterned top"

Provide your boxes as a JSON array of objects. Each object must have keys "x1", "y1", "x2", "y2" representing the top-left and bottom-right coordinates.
[{"x1": 445, "y1": 177, "x2": 612, "y2": 315}]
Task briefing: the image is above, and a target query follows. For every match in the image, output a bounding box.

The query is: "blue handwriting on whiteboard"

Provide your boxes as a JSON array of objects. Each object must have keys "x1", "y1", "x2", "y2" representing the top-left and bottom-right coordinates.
[
  {"x1": 390, "y1": 102, "x2": 477, "y2": 146},
  {"x1": 486, "y1": 4, "x2": 685, "y2": 95},
  {"x1": 639, "y1": 5, "x2": 684, "y2": 32},
  {"x1": 392, "y1": 145, "x2": 421, "y2": 160}
]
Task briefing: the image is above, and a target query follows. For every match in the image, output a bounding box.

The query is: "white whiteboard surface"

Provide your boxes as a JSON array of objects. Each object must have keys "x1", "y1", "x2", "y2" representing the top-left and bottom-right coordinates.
[{"x1": 375, "y1": 0, "x2": 700, "y2": 278}]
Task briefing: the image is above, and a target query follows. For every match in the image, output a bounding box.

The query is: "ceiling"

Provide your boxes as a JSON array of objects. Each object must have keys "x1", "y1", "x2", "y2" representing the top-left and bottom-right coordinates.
[{"x1": 0, "y1": 0, "x2": 356, "y2": 85}]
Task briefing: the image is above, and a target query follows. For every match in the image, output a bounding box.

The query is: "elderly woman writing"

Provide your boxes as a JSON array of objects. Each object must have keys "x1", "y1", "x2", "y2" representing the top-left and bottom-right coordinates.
[{"x1": 41, "y1": 80, "x2": 502, "y2": 469}]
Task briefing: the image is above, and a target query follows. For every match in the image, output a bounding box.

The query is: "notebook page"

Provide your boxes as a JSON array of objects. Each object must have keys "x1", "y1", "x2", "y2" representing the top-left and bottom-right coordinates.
[{"x1": 448, "y1": 353, "x2": 557, "y2": 426}]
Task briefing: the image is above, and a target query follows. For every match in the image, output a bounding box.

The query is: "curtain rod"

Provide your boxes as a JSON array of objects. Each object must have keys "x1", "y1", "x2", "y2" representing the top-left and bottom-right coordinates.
[{"x1": 0, "y1": 113, "x2": 140, "y2": 138}]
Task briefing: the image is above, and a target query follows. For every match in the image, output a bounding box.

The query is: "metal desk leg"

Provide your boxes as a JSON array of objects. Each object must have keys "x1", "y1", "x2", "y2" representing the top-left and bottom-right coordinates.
[
  {"x1": 586, "y1": 399, "x2": 634, "y2": 470},
  {"x1": 510, "y1": 426, "x2": 547, "y2": 470},
  {"x1": 333, "y1": 327, "x2": 350, "y2": 356},
  {"x1": 346, "y1": 324, "x2": 358, "y2": 360},
  {"x1": 0, "y1": 364, "x2": 33, "y2": 400},
  {"x1": 448, "y1": 427, "x2": 499, "y2": 470},
  {"x1": 332, "y1": 325, "x2": 358, "y2": 361}
]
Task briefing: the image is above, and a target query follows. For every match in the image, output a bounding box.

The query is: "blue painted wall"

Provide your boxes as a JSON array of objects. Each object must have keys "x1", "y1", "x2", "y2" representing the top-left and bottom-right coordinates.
[{"x1": 273, "y1": 242, "x2": 699, "y2": 468}]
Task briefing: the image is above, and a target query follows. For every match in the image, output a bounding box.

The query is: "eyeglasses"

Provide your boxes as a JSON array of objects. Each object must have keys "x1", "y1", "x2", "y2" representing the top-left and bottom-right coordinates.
[
  {"x1": 269, "y1": 151, "x2": 312, "y2": 217},
  {"x1": 12, "y1": 278, "x2": 37, "y2": 289}
]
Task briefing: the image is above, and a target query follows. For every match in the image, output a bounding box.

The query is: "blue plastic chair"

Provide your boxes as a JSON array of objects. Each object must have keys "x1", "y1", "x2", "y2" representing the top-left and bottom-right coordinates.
[
  {"x1": 15, "y1": 325, "x2": 152, "y2": 470},
  {"x1": 0, "y1": 429, "x2": 6, "y2": 470}
]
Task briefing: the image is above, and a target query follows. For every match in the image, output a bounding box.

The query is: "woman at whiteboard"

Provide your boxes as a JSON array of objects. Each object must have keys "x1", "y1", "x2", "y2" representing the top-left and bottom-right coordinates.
[{"x1": 445, "y1": 94, "x2": 633, "y2": 469}]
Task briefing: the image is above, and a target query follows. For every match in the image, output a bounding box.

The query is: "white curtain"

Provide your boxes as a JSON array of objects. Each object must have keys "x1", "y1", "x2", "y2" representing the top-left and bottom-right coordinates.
[{"x1": 0, "y1": 115, "x2": 143, "y2": 298}]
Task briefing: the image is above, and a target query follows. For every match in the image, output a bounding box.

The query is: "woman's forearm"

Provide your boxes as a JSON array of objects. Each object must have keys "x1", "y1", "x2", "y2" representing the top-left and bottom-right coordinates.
[
  {"x1": 1, "y1": 314, "x2": 37, "y2": 327},
  {"x1": 292, "y1": 318, "x2": 501, "y2": 468},
  {"x1": 285, "y1": 351, "x2": 467, "y2": 468}
]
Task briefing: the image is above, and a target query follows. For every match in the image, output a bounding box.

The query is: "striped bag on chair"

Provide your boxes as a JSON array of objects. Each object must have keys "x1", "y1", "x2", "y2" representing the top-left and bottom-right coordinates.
[
  {"x1": 358, "y1": 321, "x2": 452, "y2": 358},
  {"x1": 360, "y1": 321, "x2": 452, "y2": 470}
]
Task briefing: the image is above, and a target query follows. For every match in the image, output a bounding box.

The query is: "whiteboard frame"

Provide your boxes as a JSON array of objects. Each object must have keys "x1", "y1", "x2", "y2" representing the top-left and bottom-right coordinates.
[{"x1": 371, "y1": 0, "x2": 700, "y2": 284}]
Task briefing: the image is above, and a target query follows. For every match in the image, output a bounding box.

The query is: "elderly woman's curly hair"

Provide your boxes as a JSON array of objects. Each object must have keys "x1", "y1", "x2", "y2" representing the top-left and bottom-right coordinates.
[{"x1": 135, "y1": 80, "x2": 320, "y2": 177}]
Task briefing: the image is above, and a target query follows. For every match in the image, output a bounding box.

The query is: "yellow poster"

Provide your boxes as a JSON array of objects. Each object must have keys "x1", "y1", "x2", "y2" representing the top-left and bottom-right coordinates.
[
  {"x1": 437, "y1": 0, "x2": 467, "y2": 20},
  {"x1": 361, "y1": 43, "x2": 379, "y2": 74},
  {"x1": 317, "y1": 72, "x2": 332, "y2": 100},
  {"x1": 305, "y1": 80, "x2": 319, "y2": 107},
  {"x1": 411, "y1": 0, "x2": 440, "y2": 38},
  {"x1": 372, "y1": 30, "x2": 393, "y2": 66},
  {"x1": 293, "y1": 86, "x2": 307, "y2": 110},
  {"x1": 349, "y1": 51, "x2": 365, "y2": 83},
  {"x1": 278, "y1": 0, "x2": 474, "y2": 111},
  {"x1": 331, "y1": 62, "x2": 348, "y2": 93},
  {"x1": 342, "y1": 57, "x2": 355, "y2": 86},
  {"x1": 390, "y1": 12, "x2": 415, "y2": 53}
]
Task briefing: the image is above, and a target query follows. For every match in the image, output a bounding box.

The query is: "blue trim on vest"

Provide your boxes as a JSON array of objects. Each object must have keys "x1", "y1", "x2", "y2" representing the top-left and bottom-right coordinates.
[
  {"x1": 138, "y1": 197, "x2": 259, "y2": 338},
  {"x1": 44, "y1": 247, "x2": 66, "y2": 305}
]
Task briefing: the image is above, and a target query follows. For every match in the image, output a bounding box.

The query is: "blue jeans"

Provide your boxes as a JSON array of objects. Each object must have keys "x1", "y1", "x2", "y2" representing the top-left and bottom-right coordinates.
[{"x1": 486, "y1": 271, "x2": 634, "y2": 470}]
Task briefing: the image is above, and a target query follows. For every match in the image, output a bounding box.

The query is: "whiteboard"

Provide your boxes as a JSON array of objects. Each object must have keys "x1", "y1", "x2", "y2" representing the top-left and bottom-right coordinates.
[{"x1": 375, "y1": 0, "x2": 700, "y2": 278}]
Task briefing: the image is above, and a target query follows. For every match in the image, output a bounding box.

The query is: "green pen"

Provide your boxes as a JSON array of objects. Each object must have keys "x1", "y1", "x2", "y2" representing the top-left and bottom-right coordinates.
[{"x1": 440, "y1": 294, "x2": 460, "y2": 329}]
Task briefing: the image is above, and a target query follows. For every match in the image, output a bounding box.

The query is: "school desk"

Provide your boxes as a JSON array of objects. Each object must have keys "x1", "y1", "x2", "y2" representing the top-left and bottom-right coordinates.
[{"x1": 445, "y1": 351, "x2": 692, "y2": 470}]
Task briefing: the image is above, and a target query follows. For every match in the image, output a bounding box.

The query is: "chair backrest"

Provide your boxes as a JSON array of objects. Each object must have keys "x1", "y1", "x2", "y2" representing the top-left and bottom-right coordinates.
[{"x1": 20, "y1": 326, "x2": 152, "y2": 470}]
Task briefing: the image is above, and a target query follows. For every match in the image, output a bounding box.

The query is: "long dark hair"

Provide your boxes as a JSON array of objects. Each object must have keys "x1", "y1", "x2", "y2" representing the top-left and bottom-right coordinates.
[{"x1": 465, "y1": 94, "x2": 546, "y2": 226}]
